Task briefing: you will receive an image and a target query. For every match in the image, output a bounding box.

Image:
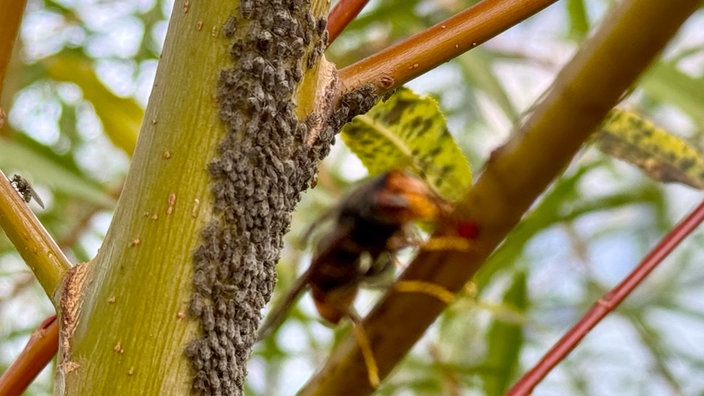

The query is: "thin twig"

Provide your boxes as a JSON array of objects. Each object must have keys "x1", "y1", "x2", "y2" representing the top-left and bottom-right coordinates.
[
  {"x1": 507, "y1": 199, "x2": 704, "y2": 395},
  {"x1": 0, "y1": 170, "x2": 72, "y2": 303},
  {"x1": 0, "y1": 5, "x2": 66, "y2": 394},
  {"x1": 0, "y1": 315, "x2": 59, "y2": 396},
  {"x1": 338, "y1": 0, "x2": 557, "y2": 92},
  {"x1": 326, "y1": 0, "x2": 371, "y2": 45},
  {"x1": 0, "y1": 0, "x2": 27, "y2": 95},
  {"x1": 0, "y1": 170, "x2": 68, "y2": 394}
]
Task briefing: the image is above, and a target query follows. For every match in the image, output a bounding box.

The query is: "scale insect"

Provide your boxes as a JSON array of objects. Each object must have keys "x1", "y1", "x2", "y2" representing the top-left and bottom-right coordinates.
[
  {"x1": 257, "y1": 170, "x2": 454, "y2": 340},
  {"x1": 10, "y1": 174, "x2": 44, "y2": 209}
]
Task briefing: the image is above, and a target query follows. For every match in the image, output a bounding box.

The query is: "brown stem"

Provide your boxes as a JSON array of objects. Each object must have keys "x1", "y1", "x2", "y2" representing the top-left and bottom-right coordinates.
[
  {"x1": 326, "y1": 0, "x2": 371, "y2": 45},
  {"x1": 0, "y1": 315, "x2": 59, "y2": 396},
  {"x1": 338, "y1": 0, "x2": 557, "y2": 92},
  {"x1": 299, "y1": 0, "x2": 700, "y2": 394},
  {"x1": 0, "y1": 0, "x2": 26, "y2": 130},
  {"x1": 0, "y1": 0, "x2": 26, "y2": 96},
  {"x1": 507, "y1": 199, "x2": 704, "y2": 394}
]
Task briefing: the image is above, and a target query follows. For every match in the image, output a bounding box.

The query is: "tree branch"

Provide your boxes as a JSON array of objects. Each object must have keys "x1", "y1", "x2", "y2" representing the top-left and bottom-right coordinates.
[
  {"x1": 326, "y1": 0, "x2": 371, "y2": 44},
  {"x1": 299, "y1": 0, "x2": 701, "y2": 393},
  {"x1": 338, "y1": 0, "x2": 557, "y2": 92},
  {"x1": 0, "y1": 315, "x2": 59, "y2": 396},
  {"x1": 0, "y1": 170, "x2": 72, "y2": 303},
  {"x1": 58, "y1": 0, "x2": 340, "y2": 394},
  {"x1": 0, "y1": 0, "x2": 26, "y2": 96}
]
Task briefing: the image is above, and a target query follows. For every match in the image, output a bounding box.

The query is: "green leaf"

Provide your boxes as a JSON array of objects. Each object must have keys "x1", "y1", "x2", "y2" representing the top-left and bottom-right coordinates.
[
  {"x1": 640, "y1": 61, "x2": 704, "y2": 127},
  {"x1": 595, "y1": 108, "x2": 704, "y2": 189},
  {"x1": 481, "y1": 271, "x2": 527, "y2": 396},
  {"x1": 0, "y1": 138, "x2": 116, "y2": 208},
  {"x1": 340, "y1": 87, "x2": 472, "y2": 202},
  {"x1": 457, "y1": 48, "x2": 518, "y2": 121},
  {"x1": 565, "y1": 0, "x2": 589, "y2": 39}
]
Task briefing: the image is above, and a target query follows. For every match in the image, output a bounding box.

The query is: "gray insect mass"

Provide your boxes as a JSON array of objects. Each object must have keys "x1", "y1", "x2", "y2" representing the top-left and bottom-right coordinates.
[{"x1": 185, "y1": 1, "x2": 379, "y2": 395}]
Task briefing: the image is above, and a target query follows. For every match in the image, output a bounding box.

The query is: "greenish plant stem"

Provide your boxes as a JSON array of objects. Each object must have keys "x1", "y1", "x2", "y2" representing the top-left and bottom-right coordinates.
[
  {"x1": 58, "y1": 0, "x2": 334, "y2": 394},
  {"x1": 299, "y1": 0, "x2": 701, "y2": 394},
  {"x1": 56, "y1": 1, "x2": 230, "y2": 393},
  {"x1": 0, "y1": 169, "x2": 72, "y2": 304}
]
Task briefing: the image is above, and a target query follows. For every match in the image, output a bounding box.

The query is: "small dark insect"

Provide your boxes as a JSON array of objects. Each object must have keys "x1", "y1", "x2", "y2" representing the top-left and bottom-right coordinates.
[
  {"x1": 257, "y1": 170, "x2": 451, "y2": 340},
  {"x1": 240, "y1": 0, "x2": 253, "y2": 20},
  {"x1": 223, "y1": 16, "x2": 237, "y2": 38},
  {"x1": 10, "y1": 174, "x2": 44, "y2": 209}
]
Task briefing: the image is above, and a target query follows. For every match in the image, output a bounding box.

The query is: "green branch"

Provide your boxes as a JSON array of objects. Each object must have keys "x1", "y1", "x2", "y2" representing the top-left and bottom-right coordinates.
[{"x1": 0, "y1": 170, "x2": 71, "y2": 304}]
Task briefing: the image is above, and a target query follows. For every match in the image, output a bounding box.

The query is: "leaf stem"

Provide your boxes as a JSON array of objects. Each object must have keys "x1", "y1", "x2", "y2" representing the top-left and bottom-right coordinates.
[{"x1": 338, "y1": 0, "x2": 557, "y2": 92}]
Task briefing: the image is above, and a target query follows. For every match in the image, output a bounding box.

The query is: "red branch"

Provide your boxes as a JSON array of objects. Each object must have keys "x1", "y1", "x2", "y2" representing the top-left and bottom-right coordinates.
[
  {"x1": 0, "y1": 315, "x2": 59, "y2": 396},
  {"x1": 508, "y1": 199, "x2": 704, "y2": 395},
  {"x1": 327, "y1": 0, "x2": 371, "y2": 45}
]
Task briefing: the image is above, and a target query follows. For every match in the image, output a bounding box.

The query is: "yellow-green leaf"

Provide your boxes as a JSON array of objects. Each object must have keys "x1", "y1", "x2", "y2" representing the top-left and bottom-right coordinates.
[
  {"x1": 596, "y1": 108, "x2": 704, "y2": 189},
  {"x1": 341, "y1": 87, "x2": 472, "y2": 202},
  {"x1": 43, "y1": 54, "x2": 142, "y2": 156}
]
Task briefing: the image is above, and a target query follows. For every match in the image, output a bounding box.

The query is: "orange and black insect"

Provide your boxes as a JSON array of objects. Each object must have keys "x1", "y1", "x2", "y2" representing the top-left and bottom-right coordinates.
[{"x1": 257, "y1": 169, "x2": 452, "y2": 340}]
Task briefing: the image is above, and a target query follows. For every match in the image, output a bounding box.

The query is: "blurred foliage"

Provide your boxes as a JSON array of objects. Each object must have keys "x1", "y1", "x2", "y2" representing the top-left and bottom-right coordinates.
[
  {"x1": 481, "y1": 271, "x2": 526, "y2": 396},
  {"x1": 1, "y1": 0, "x2": 704, "y2": 395}
]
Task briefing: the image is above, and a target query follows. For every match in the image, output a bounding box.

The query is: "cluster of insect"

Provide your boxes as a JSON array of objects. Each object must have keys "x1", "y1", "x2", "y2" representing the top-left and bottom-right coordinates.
[{"x1": 257, "y1": 169, "x2": 459, "y2": 339}]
